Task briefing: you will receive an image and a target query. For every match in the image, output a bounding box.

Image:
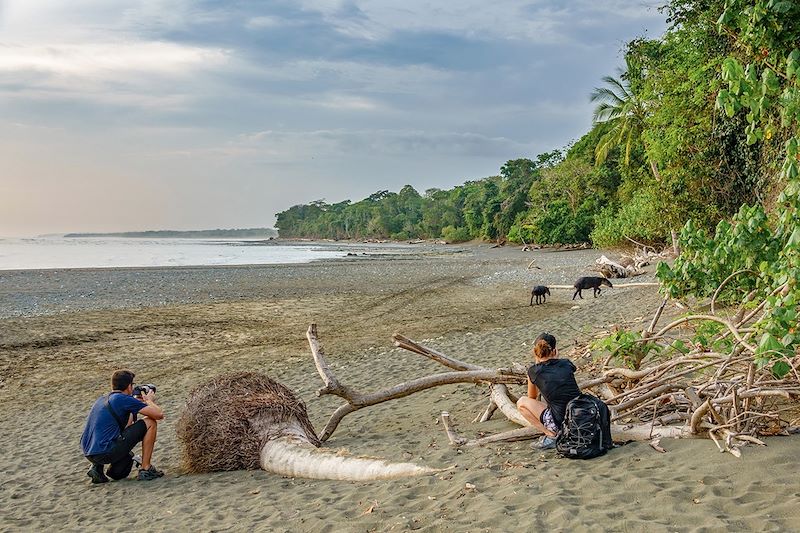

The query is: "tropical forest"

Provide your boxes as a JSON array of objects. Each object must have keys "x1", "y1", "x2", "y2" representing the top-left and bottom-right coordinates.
[{"x1": 277, "y1": 0, "x2": 797, "y2": 251}]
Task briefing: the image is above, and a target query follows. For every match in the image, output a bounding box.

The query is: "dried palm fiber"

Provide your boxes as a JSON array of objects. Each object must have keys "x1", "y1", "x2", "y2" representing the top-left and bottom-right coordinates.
[{"x1": 177, "y1": 372, "x2": 320, "y2": 472}]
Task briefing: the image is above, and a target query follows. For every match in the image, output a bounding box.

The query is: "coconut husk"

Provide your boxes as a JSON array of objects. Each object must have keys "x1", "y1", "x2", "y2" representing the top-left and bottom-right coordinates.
[{"x1": 177, "y1": 372, "x2": 320, "y2": 473}]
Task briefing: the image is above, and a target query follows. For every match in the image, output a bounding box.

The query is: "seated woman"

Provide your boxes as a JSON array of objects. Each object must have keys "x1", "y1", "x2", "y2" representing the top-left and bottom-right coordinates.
[{"x1": 516, "y1": 333, "x2": 581, "y2": 448}]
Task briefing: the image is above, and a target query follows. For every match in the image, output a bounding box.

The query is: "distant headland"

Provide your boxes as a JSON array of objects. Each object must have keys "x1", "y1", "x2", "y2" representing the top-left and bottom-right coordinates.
[{"x1": 63, "y1": 228, "x2": 278, "y2": 239}]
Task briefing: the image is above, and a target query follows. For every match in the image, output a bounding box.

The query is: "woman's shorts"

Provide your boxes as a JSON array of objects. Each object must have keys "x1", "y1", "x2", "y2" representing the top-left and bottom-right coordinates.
[{"x1": 540, "y1": 408, "x2": 559, "y2": 434}]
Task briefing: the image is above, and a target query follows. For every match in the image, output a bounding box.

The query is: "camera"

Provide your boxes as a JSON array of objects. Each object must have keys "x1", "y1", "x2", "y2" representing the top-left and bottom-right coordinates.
[{"x1": 133, "y1": 383, "x2": 157, "y2": 398}]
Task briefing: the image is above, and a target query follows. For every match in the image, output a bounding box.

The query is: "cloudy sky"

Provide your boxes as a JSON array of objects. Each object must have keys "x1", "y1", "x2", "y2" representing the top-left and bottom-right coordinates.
[{"x1": 0, "y1": 0, "x2": 665, "y2": 237}]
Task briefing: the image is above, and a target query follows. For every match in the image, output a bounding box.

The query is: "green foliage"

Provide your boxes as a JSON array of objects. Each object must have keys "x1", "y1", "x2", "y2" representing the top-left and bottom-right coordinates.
[
  {"x1": 524, "y1": 200, "x2": 594, "y2": 244},
  {"x1": 507, "y1": 132, "x2": 620, "y2": 245},
  {"x1": 657, "y1": 205, "x2": 781, "y2": 301},
  {"x1": 591, "y1": 330, "x2": 660, "y2": 370},
  {"x1": 441, "y1": 225, "x2": 471, "y2": 243},
  {"x1": 693, "y1": 320, "x2": 734, "y2": 352},
  {"x1": 656, "y1": 0, "x2": 800, "y2": 376},
  {"x1": 506, "y1": 223, "x2": 535, "y2": 245},
  {"x1": 590, "y1": 58, "x2": 651, "y2": 170},
  {"x1": 590, "y1": 190, "x2": 668, "y2": 247}
]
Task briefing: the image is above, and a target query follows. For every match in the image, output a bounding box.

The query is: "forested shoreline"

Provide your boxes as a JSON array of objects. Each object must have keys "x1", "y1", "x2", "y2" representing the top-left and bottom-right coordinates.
[{"x1": 276, "y1": 1, "x2": 796, "y2": 251}]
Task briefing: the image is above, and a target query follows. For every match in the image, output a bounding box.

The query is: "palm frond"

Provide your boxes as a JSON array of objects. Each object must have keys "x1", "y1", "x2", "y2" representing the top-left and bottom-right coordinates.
[
  {"x1": 593, "y1": 102, "x2": 623, "y2": 123},
  {"x1": 624, "y1": 127, "x2": 635, "y2": 165},
  {"x1": 590, "y1": 88, "x2": 626, "y2": 108},
  {"x1": 595, "y1": 133, "x2": 612, "y2": 166}
]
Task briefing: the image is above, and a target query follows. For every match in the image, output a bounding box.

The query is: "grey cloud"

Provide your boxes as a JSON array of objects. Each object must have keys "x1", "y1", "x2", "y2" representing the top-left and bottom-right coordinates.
[
  {"x1": 229, "y1": 128, "x2": 530, "y2": 160},
  {"x1": 0, "y1": 0, "x2": 666, "y2": 235}
]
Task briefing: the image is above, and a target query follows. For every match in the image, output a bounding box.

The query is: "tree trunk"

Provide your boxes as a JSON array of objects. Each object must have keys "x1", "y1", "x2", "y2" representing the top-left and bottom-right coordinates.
[
  {"x1": 671, "y1": 228, "x2": 680, "y2": 256},
  {"x1": 260, "y1": 436, "x2": 436, "y2": 480},
  {"x1": 649, "y1": 159, "x2": 662, "y2": 182}
]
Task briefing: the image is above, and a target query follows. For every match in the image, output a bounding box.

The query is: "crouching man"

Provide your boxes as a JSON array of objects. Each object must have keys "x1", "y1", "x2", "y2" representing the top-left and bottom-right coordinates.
[{"x1": 80, "y1": 369, "x2": 165, "y2": 483}]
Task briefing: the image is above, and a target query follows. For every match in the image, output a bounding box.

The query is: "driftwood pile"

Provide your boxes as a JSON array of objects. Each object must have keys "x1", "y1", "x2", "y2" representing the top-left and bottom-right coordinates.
[
  {"x1": 591, "y1": 249, "x2": 674, "y2": 279},
  {"x1": 588, "y1": 283, "x2": 800, "y2": 456},
  {"x1": 592, "y1": 254, "x2": 645, "y2": 278}
]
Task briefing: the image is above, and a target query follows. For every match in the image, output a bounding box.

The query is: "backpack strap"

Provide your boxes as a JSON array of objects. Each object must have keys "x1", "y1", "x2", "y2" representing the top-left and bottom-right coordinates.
[{"x1": 104, "y1": 392, "x2": 127, "y2": 433}]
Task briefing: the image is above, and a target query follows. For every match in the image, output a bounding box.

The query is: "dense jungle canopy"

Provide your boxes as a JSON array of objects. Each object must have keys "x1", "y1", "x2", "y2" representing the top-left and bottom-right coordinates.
[{"x1": 276, "y1": 0, "x2": 799, "y2": 250}]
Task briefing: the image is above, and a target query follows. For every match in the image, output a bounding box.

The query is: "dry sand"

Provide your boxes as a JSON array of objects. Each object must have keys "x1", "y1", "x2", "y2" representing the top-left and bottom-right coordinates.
[{"x1": 2, "y1": 243, "x2": 799, "y2": 532}]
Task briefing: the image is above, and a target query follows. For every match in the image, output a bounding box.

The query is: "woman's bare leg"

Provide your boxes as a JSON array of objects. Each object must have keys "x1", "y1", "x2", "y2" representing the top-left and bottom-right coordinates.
[{"x1": 516, "y1": 396, "x2": 556, "y2": 437}]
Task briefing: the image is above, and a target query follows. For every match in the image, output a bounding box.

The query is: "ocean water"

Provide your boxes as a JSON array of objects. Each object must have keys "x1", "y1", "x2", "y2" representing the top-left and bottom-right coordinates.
[{"x1": 0, "y1": 237, "x2": 348, "y2": 270}]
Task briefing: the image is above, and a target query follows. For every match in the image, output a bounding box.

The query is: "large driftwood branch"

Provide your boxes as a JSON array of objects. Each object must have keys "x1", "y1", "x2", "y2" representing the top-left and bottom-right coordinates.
[
  {"x1": 393, "y1": 334, "x2": 530, "y2": 426},
  {"x1": 394, "y1": 335, "x2": 633, "y2": 427},
  {"x1": 308, "y1": 325, "x2": 526, "y2": 442},
  {"x1": 441, "y1": 410, "x2": 696, "y2": 447},
  {"x1": 392, "y1": 334, "x2": 483, "y2": 371}
]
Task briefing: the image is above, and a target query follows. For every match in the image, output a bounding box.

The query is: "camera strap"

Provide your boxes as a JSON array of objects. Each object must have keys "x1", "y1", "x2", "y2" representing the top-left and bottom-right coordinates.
[{"x1": 104, "y1": 392, "x2": 127, "y2": 433}]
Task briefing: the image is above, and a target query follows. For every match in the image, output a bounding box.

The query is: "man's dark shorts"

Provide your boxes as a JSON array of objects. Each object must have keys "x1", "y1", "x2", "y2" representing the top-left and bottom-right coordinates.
[{"x1": 86, "y1": 420, "x2": 147, "y2": 480}]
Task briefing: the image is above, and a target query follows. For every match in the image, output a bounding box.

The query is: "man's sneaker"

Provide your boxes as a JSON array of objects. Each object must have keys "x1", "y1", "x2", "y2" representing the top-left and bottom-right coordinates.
[
  {"x1": 132, "y1": 454, "x2": 142, "y2": 468},
  {"x1": 137, "y1": 465, "x2": 165, "y2": 481},
  {"x1": 532, "y1": 435, "x2": 557, "y2": 450},
  {"x1": 87, "y1": 464, "x2": 109, "y2": 484}
]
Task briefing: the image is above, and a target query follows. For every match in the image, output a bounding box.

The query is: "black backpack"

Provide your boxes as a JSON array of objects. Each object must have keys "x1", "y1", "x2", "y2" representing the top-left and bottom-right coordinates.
[{"x1": 555, "y1": 393, "x2": 613, "y2": 459}]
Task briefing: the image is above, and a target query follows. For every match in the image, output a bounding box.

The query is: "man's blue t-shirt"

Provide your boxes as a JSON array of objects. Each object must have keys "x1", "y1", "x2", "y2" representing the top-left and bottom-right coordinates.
[{"x1": 80, "y1": 392, "x2": 147, "y2": 456}]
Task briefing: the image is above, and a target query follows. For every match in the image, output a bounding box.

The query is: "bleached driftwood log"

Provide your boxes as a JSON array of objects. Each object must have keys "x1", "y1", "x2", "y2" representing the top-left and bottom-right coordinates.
[
  {"x1": 593, "y1": 254, "x2": 650, "y2": 278},
  {"x1": 595, "y1": 255, "x2": 631, "y2": 278},
  {"x1": 177, "y1": 372, "x2": 436, "y2": 481}
]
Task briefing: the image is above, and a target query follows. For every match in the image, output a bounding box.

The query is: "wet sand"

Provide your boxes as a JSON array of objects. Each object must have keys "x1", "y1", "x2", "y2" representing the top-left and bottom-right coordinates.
[{"x1": 2, "y1": 243, "x2": 799, "y2": 532}]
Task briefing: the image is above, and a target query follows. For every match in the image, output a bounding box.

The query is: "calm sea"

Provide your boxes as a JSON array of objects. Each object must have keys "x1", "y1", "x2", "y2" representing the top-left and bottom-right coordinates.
[{"x1": 0, "y1": 237, "x2": 348, "y2": 270}]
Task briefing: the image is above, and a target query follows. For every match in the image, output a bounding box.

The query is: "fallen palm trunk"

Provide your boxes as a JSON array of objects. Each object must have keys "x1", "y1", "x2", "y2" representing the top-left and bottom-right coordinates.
[
  {"x1": 177, "y1": 372, "x2": 435, "y2": 480},
  {"x1": 260, "y1": 437, "x2": 435, "y2": 480}
]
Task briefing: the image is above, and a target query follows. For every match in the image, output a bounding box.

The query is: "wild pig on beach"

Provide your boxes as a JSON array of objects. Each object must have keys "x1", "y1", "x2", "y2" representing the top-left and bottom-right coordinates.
[
  {"x1": 530, "y1": 285, "x2": 551, "y2": 305},
  {"x1": 572, "y1": 276, "x2": 613, "y2": 299}
]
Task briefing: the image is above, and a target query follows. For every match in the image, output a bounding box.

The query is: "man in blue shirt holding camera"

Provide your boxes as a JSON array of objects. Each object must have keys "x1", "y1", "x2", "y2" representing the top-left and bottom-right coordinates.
[{"x1": 80, "y1": 369, "x2": 165, "y2": 483}]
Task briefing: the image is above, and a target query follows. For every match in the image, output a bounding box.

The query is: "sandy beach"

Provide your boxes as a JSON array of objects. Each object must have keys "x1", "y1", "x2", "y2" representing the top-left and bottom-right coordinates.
[{"x1": 2, "y1": 242, "x2": 799, "y2": 532}]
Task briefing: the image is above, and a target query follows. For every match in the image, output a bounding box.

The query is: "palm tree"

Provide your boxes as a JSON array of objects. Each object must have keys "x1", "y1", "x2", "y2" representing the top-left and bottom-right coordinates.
[
  {"x1": 590, "y1": 65, "x2": 661, "y2": 182},
  {"x1": 591, "y1": 63, "x2": 679, "y2": 252}
]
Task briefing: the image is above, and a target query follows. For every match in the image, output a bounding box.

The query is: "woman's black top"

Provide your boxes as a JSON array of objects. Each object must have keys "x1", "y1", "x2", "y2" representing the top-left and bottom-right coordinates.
[{"x1": 528, "y1": 358, "x2": 581, "y2": 427}]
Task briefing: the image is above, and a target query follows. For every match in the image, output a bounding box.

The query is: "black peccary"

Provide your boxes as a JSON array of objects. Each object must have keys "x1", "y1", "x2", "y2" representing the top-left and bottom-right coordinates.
[
  {"x1": 530, "y1": 285, "x2": 551, "y2": 305},
  {"x1": 572, "y1": 276, "x2": 613, "y2": 300}
]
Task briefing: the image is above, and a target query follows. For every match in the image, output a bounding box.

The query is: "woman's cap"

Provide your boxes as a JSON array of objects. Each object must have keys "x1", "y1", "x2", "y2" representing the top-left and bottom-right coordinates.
[{"x1": 535, "y1": 332, "x2": 556, "y2": 349}]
